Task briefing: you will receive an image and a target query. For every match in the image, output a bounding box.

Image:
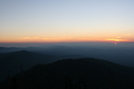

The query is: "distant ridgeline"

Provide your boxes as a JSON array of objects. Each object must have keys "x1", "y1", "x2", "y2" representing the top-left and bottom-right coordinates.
[{"x1": 0, "y1": 58, "x2": 134, "y2": 89}]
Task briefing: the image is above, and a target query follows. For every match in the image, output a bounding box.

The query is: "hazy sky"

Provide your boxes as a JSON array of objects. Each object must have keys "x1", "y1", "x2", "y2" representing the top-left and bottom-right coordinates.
[{"x1": 0, "y1": 0, "x2": 134, "y2": 43}]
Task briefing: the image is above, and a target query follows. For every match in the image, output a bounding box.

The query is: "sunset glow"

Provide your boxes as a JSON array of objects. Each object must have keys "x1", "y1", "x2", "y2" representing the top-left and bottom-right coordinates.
[
  {"x1": 104, "y1": 38, "x2": 131, "y2": 42},
  {"x1": 0, "y1": 0, "x2": 134, "y2": 44},
  {"x1": 0, "y1": 37, "x2": 133, "y2": 43}
]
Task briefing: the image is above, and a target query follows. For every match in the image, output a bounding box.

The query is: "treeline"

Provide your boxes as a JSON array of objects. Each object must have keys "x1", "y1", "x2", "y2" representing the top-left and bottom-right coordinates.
[{"x1": 1, "y1": 58, "x2": 134, "y2": 89}]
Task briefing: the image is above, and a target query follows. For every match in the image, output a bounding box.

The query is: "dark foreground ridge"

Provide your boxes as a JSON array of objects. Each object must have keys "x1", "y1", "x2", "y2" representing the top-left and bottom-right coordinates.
[
  {"x1": 1, "y1": 58, "x2": 134, "y2": 89},
  {"x1": 0, "y1": 50, "x2": 57, "y2": 81}
]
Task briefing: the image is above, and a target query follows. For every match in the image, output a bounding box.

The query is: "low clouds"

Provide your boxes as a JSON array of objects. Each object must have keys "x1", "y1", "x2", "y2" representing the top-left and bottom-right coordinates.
[
  {"x1": 105, "y1": 38, "x2": 129, "y2": 42},
  {"x1": 23, "y1": 37, "x2": 39, "y2": 40}
]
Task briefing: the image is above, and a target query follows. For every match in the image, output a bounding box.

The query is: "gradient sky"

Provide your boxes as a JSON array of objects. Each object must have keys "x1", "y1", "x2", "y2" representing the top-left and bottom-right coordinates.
[{"x1": 0, "y1": 0, "x2": 134, "y2": 43}]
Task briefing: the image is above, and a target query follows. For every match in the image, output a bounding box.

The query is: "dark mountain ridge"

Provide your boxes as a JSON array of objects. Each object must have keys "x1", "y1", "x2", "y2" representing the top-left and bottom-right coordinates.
[
  {"x1": 1, "y1": 58, "x2": 134, "y2": 89},
  {"x1": 0, "y1": 50, "x2": 85, "y2": 82},
  {"x1": 0, "y1": 50, "x2": 57, "y2": 81}
]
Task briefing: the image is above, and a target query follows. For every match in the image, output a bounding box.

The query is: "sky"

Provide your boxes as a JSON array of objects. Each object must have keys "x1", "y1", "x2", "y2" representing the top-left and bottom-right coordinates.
[{"x1": 0, "y1": 0, "x2": 134, "y2": 43}]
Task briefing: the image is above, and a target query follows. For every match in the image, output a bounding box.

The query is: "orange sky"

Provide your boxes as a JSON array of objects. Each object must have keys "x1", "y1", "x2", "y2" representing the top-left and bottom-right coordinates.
[{"x1": 0, "y1": 36, "x2": 133, "y2": 43}]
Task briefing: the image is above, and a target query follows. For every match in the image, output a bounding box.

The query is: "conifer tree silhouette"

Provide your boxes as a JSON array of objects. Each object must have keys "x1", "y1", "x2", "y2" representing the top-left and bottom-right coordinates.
[
  {"x1": 10, "y1": 76, "x2": 17, "y2": 89},
  {"x1": 77, "y1": 79, "x2": 86, "y2": 89},
  {"x1": 64, "y1": 75, "x2": 73, "y2": 89}
]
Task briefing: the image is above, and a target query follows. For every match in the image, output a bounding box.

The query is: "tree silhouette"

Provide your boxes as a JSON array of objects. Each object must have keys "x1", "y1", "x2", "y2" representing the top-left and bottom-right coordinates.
[
  {"x1": 64, "y1": 75, "x2": 73, "y2": 89},
  {"x1": 77, "y1": 79, "x2": 86, "y2": 89},
  {"x1": 10, "y1": 76, "x2": 17, "y2": 89}
]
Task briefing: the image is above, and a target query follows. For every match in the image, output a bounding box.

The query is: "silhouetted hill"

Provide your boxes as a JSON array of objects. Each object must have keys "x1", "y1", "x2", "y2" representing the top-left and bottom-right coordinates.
[
  {"x1": 1, "y1": 58, "x2": 134, "y2": 89},
  {"x1": 0, "y1": 50, "x2": 57, "y2": 81}
]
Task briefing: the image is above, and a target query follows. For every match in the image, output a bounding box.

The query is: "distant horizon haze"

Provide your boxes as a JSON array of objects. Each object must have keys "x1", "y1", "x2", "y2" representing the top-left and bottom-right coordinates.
[{"x1": 0, "y1": 41, "x2": 134, "y2": 47}]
